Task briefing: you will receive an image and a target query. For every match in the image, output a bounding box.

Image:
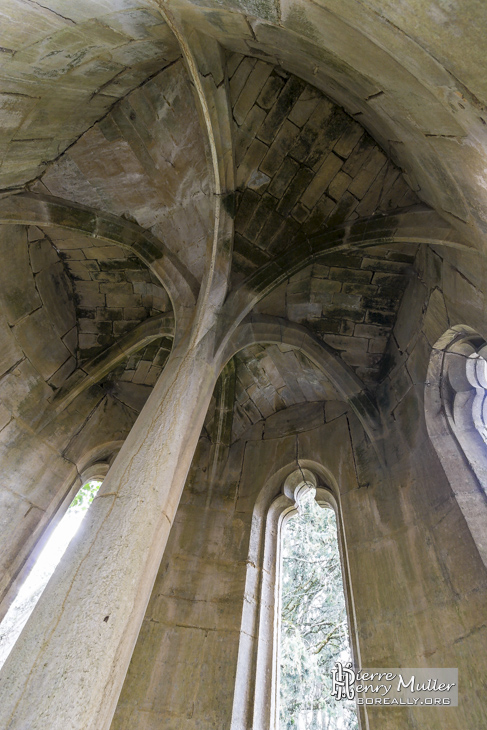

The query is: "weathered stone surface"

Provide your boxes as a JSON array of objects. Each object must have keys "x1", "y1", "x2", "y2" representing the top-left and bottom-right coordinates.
[
  {"x1": 36, "y1": 262, "x2": 76, "y2": 339},
  {"x1": 231, "y1": 56, "x2": 418, "y2": 283},
  {"x1": 29, "y1": 236, "x2": 59, "y2": 274},
  {"x1": 0, "y1": 314, "x2": 23, "y2": 378},
  {"x1": 0, "y1": 6, "x2": 487, "y2": 730},
  {"x1": 263, "y1": 400, "x2": 324, "y2": 438},
  {"x1": 0, "y1": 226, "x2": 41, "y2": 326},
  {"x1": 12, "y1": 308, "x2": 71, "y2": 381},
  {"x1": 422, "y1": 288, "x2": 450, "y2": 347}
]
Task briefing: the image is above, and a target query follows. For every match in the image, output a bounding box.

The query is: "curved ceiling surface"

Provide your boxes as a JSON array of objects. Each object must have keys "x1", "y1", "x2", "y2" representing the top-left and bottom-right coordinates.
[{"x1": 0, "y1": 0, "x2": 486, "y2": 246}]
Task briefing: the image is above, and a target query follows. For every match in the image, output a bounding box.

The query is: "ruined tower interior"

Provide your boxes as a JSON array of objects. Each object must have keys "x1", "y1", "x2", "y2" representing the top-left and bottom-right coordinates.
[{"x1": 0, "y1": 0, "x2": 486, "y2": 728}]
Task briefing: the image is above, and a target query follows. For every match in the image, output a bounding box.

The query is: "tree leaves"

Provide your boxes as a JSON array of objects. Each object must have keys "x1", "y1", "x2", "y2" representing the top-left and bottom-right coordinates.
[
  {"x1": 279, "y1": 494, "x2": 358, "y2": 729},
  {"x1": 69, "y1": 480, "x2": 102, "y2": 512}
]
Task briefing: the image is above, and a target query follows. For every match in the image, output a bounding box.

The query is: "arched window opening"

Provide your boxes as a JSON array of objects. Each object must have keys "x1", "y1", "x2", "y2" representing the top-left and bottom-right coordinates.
[
  {"x1": 437, "y1": 331, "x2": 487, "y2": 490},
  {"x1": 280, "y1": 487, "x2": 358, "y2": 730},
  {"x1": 231, "y1": 466, "x2": 362, "y2": 730},
  {"x1": 0, "y1": 479, "x2": 102, "y2": 669},
  {"x1": 426, "y1": 326, "x2": 487, "y2": 569},
  {"x1": 467, "y1": 352, "x2": 487, "y2": 447}
]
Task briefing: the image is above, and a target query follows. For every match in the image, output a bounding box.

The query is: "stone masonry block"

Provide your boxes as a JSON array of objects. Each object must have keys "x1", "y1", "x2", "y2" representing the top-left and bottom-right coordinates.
[
  {"x1": 277, "y1": 166, "x2": 314, "y2": 217},
  {"x1": 368, "y1": 337, "x2": 388, "y2": 354},
  {"x1": 105, "y1": 293, "x2": 143, "y2": 308},
  {"x1": 0, "y1": 314, "x2": 23, "y2": 378},
  {"x1": 342, "y1": 282, "x2": 377, "y2": 297},
  {"x1": 113, "y1": 320, "x2": 140, "y2": 336},
  {"x1": 257, "y1": 73, "x2": 286, "y2": 110},
  {"x1": 0, "y1": 225, "x2": 41, "y2": 326},
  {"x1": 354, "y1": 323, "x2": 390, "y2": 339},
  {"x1": 76, "y1": 291, "x2": 106, "y2": 308},
  {"x1": 29, "y1": 238, "x2": 59, "y2": 274},
  {"x1": 99, "y1": 282, "x2": 134, "y2": 295},
  {"x1": 328, "y1": 170, "x2": 353, "y2": 201},
  {"x1": 289, "y1": 98, "x2": 334, "y2": 163},
  {"x1": 227, "y1": 52, "x2": 244, "y2": 79},
  {"x1": 322, "y1": 306, "x2": 365, "y2": 323},
  {"x1": 36, "y1": 263, "x2": 76, "y2": 338},
  {"x1": 307, "y1": 109, "x2": 350, "y2": 170},
  {"x1": 247, "y1": 169, "x2": 271, "y2": 193},
  {"x1": 62, "y1": 326, "x2": 77, "y2": 356},
  {"x1": 245, "y1": 193, "x2": 279, "y2": 243},
  {"x1": 235, "y1": 189, "x2": 261, "y2": 234},
  {"x1": 13, "y1": 307, "x2": 71, "y2": 381},
  {"x1": 322, "y1": 334, "x2": 369, "y2": 353},
  {"x1": 97, "y1": 307, "x2": 123, "y2": 321},
  {"x1": 230, "y1": 57, "x2": 256, "y2": 106},
  {"x1": 258, "y1": 209, "x2": 286, "y2": 250},
  {"x1": 362, "y1": 295, "x2": 398, "y2": 312},
  {"x1": 78, "y1": 333, "x2": 99, "y2": 350},
  {"x1": 361, "y1": 258, "x2": 410, "y2": 274},
  {"x1": 301, "y1": 152, "x2": 343, "y2": 209},
  {"x1": 365, "y1": 310, "x2": 395, "y2": 325},
  {"x1": 257, "y1": 76, "x2": 305, "y2": 145},
  {"x1": 75, "y1": 280, "x2": 101, "y2": 295},
  {"x1": 303, "y1": 195, "x2": 336, "y2": 234},
  {"x1": 288, "y1": 86, "x2": 322, "y2": 128},
  {"x1": 268, "y1": 157, "x2": 300, "y2": 198},
  {"x1": 259, "y1": 120, "x2": 300, "y2": 177},
  {"x1": 333, "y1": 124, "x2": 364, "y2": 158},
  {"x1": 291, "y1": 202, "x2": 310, "y2": 223},
  {"x1": 236, "y1": 138, "x2": 268, "y2": 188},
  {"x1": 235, "y1": 105, "x2": 267, "y2": 167},
  {"x1": 233, "y1": 61, "x2": 273, "y2": 126},
  {"x1": 330, "y1": 267, "x2": 373, "y2": 283},
  {"x1": 333, "y1": 292, "x2": 361, "y2": 308},
  {"x1": 342, "y1": 137, "x2": 377, "y2": 178},
  {"x1": 348, "y1": 148, "x2": 387, "y2": 199}
]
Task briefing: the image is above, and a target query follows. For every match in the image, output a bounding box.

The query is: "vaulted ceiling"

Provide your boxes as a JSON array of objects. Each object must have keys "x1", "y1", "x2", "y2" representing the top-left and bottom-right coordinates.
[{"x1": 0, "y1": 0, "x2": 484, "y2": 444}]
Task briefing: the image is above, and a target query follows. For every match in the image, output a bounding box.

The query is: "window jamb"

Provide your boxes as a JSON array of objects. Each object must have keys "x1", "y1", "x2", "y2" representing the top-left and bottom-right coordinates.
[
  {"x1": 231, "y1": 466, "x2": 364, "y2": 730},
  {"x1": 426, "y1": 327, "x2": 487, "y2": 569}
]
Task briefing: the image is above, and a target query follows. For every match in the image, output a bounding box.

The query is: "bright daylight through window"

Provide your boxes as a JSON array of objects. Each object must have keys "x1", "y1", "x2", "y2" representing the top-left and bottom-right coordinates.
[
  {"x1": 280, "y1": 490, "x2": 358, "y2": 730},
  {"x1": 0, "y1": 480, "x2": 102, "y2": 669}
]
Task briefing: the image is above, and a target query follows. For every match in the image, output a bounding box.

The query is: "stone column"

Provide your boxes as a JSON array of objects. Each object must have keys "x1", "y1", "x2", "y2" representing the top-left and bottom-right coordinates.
[{"x1": 0, "y1": 331, "x2": 222, "y2": 730}]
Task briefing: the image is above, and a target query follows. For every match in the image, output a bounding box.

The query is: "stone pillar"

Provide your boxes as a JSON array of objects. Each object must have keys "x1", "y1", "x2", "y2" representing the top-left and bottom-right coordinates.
[{"x1": 0, "y1": 332, "x2": 222, "y2": 730}]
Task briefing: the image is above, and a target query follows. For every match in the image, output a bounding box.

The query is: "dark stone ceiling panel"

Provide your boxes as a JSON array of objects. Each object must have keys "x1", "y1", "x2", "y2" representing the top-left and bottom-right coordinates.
[
  {"x1": 228, "y1": 53, "x2": 419, "y2": 283},
  {"x1": 254, "y1": 246, "x2": 415, "y2": 383},
  {"x1": 37, "y1": 226, "x2": 171, "y2": 362}
]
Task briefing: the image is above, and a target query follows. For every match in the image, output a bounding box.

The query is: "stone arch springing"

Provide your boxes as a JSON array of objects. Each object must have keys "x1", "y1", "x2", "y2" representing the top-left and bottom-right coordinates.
[
  {"x1": 218, "y1": 314, "x2": 385, "y2": 472},
  {"x1": 425, "y1": 325, "x2": 487, "y2": 569}
]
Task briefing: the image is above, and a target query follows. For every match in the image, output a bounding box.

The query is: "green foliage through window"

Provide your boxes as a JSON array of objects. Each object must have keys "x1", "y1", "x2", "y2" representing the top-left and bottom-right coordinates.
[
  {"x1": 0, "y1": 479, "x2": 103, "y2": 669},
  {"x1": 70, "y1": 479, "x2": 102, "y2": 512},
  {"x1": 280, "y1": 491, "x2": 358, "y2": 729}
]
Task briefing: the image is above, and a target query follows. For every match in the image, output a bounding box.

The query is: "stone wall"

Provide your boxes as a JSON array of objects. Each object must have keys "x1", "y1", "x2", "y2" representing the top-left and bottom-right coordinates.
[
  {"x1": 0, "y1": 224, "x2": 165, "y2": 614},
  {"x1": 110, "y1": 366, "x2": 487, "y2": 728}
]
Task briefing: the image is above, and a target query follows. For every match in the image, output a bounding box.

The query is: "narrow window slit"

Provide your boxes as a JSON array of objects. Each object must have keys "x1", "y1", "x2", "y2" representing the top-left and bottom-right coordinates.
[
  {"x1": 0, "y1": 479, "x2": 102, "y2": 669},
  {"x1": 279, "y1": 489, "x2": 358, "y2": 729}
]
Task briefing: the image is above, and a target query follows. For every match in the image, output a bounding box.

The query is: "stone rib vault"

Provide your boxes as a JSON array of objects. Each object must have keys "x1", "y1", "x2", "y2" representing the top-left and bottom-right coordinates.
[{"x1": 0, "y1": 2, "x2": 486, "y2": 729}]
